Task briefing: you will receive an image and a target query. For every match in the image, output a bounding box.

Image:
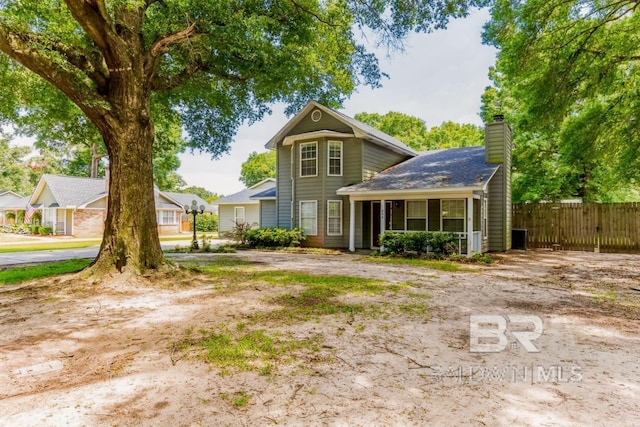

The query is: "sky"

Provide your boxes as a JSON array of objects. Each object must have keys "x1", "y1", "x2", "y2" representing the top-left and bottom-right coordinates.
[{"x1": 177, "y1": 8, "x2": 497, "y2": 197}]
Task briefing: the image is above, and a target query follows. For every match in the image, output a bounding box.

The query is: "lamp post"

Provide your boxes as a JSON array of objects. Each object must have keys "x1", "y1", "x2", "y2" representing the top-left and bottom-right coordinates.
[{"x1": 184, "y1": 200, "x2": 205, "y2": 249}]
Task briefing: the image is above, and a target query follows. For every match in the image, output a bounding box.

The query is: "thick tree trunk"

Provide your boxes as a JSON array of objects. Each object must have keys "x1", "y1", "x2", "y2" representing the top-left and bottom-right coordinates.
[{"x1": 89, "y1": 118, "x2": 165, "y2": 276}]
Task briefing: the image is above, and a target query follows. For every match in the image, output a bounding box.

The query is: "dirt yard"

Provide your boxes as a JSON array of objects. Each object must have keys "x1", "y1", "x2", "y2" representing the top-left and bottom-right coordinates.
[{"x1": 1, "y1": 250, "x2": 639, "y2": 426}]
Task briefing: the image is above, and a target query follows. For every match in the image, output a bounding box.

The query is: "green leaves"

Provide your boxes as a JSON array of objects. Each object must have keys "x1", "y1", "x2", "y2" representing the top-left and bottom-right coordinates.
[
  {"x1": 240, "y1": 151, "x2": 276, "y2": 188},
  {"x1": 484, "y1": 0, "x2": 640, "y2": 202}
]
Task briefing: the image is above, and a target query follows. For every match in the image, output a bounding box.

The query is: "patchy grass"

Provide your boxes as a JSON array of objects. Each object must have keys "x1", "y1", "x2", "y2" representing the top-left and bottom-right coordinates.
[
  {"x1": 360, "y1": 256, "x2": 474, "y2": 272},
  {"x1": 0, "y1": 259, "x2": 92, "y2": 284},
  {"x1": 178, "y1": 323, "x2": 322, "y2": 376}
]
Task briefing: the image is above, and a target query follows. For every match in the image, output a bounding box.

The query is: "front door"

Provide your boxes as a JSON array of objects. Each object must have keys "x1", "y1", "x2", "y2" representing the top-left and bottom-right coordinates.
[{"x1": 371, "y1": 202, "x2": 392, "y2": 248}]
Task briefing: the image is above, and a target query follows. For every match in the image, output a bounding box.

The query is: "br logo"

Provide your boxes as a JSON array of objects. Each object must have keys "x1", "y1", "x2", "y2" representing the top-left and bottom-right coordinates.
[{"x1": 469, "y1": 315, "x2": 543, "y2": 353}]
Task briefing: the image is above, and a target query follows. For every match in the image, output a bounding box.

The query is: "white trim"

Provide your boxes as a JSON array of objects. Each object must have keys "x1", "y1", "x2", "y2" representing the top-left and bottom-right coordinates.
[
  {"x1": 157, "y1": 209, "x2": 178, "y2": 225},
  {"x1": 283, "y1": 130, "x2": 355, "y2": 146},
  {"x1": 248, "y1": 177, "x2": 277, "y2": 189},
  {"x1": 299, "y1": 141, "x2": 318, "y2": 178},
  {"x1": 327, "y1": 140, "x2": 343, "y2": 177},
  {"x1": 299, "y1": 200, "x2": 317, "y2": 236},
  {"x1": 234, "y1": 206, "x2": 246, "y2": 224},
  {"x1": 467, "y1": 197, "x2": 474, "y2": 257},
  {"x1": 349, "y1": 199, "x2": 355, "y2": 252},
  {"x1": 405, "y1": 200, "x2": 427, "y2": 231},
  {"x1": 338, "y1": 187, "x2": 481, "y2": 198},
  {"x1": 310, "y1": 109, "x2": 322, "y2": 122},
  {"x1": 326, "y1": 200, "x2": 343, "y2": 236}
]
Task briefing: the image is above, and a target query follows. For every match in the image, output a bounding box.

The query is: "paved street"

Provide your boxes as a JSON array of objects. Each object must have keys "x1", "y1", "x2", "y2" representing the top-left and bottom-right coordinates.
[{"x1": 0, "y1": 240, "x2": 197, "y2": 267}]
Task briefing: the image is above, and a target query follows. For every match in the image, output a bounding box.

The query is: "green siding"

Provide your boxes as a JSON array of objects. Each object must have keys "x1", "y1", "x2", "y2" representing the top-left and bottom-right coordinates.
[
  {"x1": 276, "y1": 136, "x2": 365, "y2": 248},
  {"x1": 288, "y1": 109, "x2": 352, "y2": 136},
  {"x1": 276, "y1": 147, "x2": 292, "y2": 228},
  {"x1": 485, "y1": 121, "x2": 513, "y2": 251},
  {"x1": 363, "y1": 141, "x2": 408, "y2": 180}
]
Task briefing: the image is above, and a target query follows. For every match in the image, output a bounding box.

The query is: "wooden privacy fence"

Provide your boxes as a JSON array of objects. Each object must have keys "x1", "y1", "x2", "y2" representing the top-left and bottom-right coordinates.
[{"x1": 512, "y1": 202, "x2": 640, "y2": 253}]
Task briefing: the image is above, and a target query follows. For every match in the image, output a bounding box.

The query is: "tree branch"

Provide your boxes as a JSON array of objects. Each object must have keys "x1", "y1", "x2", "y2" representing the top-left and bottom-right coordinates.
[
  {"x1": 0, "y1": 25, "x2": 110, "y2": 128},
  {"x1": 63, "y1": 0, "x2": 128, "y2": 70}
]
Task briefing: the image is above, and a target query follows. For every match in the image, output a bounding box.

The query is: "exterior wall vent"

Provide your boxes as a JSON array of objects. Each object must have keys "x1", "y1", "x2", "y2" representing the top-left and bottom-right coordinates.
[{"x1": 311, "y1": 109, "x2": 322, "y2": 122}]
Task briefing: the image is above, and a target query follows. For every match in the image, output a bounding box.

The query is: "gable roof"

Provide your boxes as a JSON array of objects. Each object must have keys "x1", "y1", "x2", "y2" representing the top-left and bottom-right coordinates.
[
  {"x1": 163, "y1": 192, "x2": 215, "y2": 212},
  {"x1": 30, "y1": 174, "x2": 108, "y2": 207},
  {"x1": 29, "y1": 174, "x2": 188, "y2": 210},
  {"x1": 265, "y1": 101, "x2": 417, "y2": 157},
  {"x1": 337, "y1": 146, "x2": 500, "y2": 195},
  {"x1": 0, "y1": 192, "x2": 28, "y2": 209},
  {"x1": 213, "y1": 179, "x2": 276, "y2": 205}
]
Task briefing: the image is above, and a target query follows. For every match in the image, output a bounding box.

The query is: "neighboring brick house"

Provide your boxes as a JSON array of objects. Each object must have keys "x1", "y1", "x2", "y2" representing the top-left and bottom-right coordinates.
[{"x1": 28, "y1": 174, "x2": 205, "y2": 237}]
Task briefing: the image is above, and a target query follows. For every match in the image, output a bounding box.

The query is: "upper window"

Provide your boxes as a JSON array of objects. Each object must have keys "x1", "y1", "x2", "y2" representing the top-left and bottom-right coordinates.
[
  {"x1": 406, "y1": 201, "x2": 426, "y2": 231},
  {"x1": 234, "y1": 206, "x2": 245, "y2": 224},
  {"x1": 300, "y1": 142, "x2": 317, "y2": 177},
  {"x1": 442, "y1": 199, "x2": 465, "y2": 232},
  {"x1": 327, "y1": 200, "x2": 343, "y2": 236},
  {"x1": 299, "y1": 201, "x2": 317, "y2": 235},
  {"x1": 327, "y1": 141, "x2": 343, "y2": 176}
]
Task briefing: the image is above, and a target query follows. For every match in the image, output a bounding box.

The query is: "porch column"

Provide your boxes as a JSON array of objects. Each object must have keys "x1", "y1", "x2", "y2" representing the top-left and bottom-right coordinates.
[
  {"x1": 349, "y1": 199, "x2": 356, "y2": 252},
  {"x1": 467, "y1": 197, "x2": 474, "y2": 257},
  {"x1": 380, "y1": 199, "x2": 386, "y2": 251}
]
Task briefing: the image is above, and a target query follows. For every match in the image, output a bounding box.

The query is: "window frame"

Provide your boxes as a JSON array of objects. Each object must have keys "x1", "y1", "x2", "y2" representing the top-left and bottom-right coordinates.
[
  {"x1": 405, "y1": 200, "x2": 427, "y2": 231},
  {"x1": 299, "y1": 200, "x2": 318, "y2": 236},
  {"x1": 326, "y1": 200, "x2": 343, "y2": 236},
  {"x1": 234, "y1": 206, "x2": 246, "y2": 225},
  {"x1": 299, "y1": 141, "x2": 318, "y2": 177},
  {"x1": 441, "y1": 199, "x2": 466, "y2": 232},
  {"x1": 327, "y1": 140, "x2": 343, "y2": 177},
  {"x1": 157, "y1": 210, "x2": 177, "y2": 225}
]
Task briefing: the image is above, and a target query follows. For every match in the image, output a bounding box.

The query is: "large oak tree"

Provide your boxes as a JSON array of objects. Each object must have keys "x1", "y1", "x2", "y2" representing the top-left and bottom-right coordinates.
[{"x1": 0, "y1": 0, "x2": 485, "y2": 276}]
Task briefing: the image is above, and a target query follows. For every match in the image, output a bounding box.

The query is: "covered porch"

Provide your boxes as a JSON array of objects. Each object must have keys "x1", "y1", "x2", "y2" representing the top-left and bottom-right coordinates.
[{"x1": 343, "y1": 190, "x2": 487, "y2": 256}]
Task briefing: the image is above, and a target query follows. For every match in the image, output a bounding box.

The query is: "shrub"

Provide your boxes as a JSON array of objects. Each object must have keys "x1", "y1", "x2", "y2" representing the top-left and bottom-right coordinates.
[
  {"x1": 379, "y1": 231, "x2": 457, "y2": 256},
  {"x1": 190, "y1": 213, "x2": 218, "y2": 232},
  {"x1": 223, "y1": 222, "x2": 255, "y2": 245},
  {"x1": 39, "y1": 226, "x2": 53, "y2": 236},
  {"x1": 246, "y1": 227, "x2": 306, "y2": 248},
  {"x1": 30, "y1": 225, "x2": 40, "y2": 234}
]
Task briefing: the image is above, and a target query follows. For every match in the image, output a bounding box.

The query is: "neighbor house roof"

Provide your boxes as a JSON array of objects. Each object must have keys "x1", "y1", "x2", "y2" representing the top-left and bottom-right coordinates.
[
  {"x1": 250, "y1": 187, "x2": 276, "y2": 200},
  {"x1": 163, "y1": 192, "x2": 215, "y2": 212},
  {"x1": 213, "y1": 179, "x2": 276, "y2": 205},
  {"x1": 265, "y1": 101, "x2": 417, "y2": 157},
  {"x1": 0, "y1": 192, "x2": 28, "y2": 209},
  {"x1": 29, "y1": 174, "x2": 186, "y2": 210},
  {"x1": 30, "y1": 174, "x2": 108, "y2": 208},
  {"x1": 337, "y1": 146, "x2": 500, "y2": 195}
]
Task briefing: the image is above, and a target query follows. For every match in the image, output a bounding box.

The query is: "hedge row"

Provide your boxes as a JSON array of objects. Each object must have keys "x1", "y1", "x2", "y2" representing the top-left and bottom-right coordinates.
[
  {"x1": 379, "y1": 231, "x2": 458, "y2": 256},
  {"x1": 246, "y1": 227, "x2": 306, "y2": 248}
]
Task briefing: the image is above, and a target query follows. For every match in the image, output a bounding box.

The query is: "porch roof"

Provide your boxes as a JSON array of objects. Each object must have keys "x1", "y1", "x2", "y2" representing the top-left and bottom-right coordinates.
[{"x1": 337, "y1": 146, "x2": 499, "y2": 195}]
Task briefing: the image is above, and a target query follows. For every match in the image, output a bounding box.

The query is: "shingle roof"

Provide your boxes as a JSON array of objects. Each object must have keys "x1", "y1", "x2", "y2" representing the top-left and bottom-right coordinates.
[
  {"x1": 163, "y1": 192, "x2": 215, "y2": 212},
  {"x1": 32, "y1": 174, "x2": 186, "y2": 210},
  {"x1": 36, "y1": 174, "x2": 107, "y2": 207},
  {"x1": 213, "y1": 181, "x2": 276, "y2": 205},
  {"x1": 250, "y1": 187, "x2": 276, "y2": 199},
  {"x1": 337, "y1": 146, "x2": 500, "y2": 194}
]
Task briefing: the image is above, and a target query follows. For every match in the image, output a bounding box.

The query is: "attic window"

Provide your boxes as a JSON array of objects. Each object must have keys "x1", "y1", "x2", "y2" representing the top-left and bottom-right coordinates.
[{"x1": 311, "y1": 109, "x2": 322, "y2": 122}]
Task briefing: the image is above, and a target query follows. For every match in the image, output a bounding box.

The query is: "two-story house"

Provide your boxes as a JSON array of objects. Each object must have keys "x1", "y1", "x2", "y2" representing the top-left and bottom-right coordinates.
[{"x1": 262, "y1": 101, "x2": 512, "y2": 255}]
